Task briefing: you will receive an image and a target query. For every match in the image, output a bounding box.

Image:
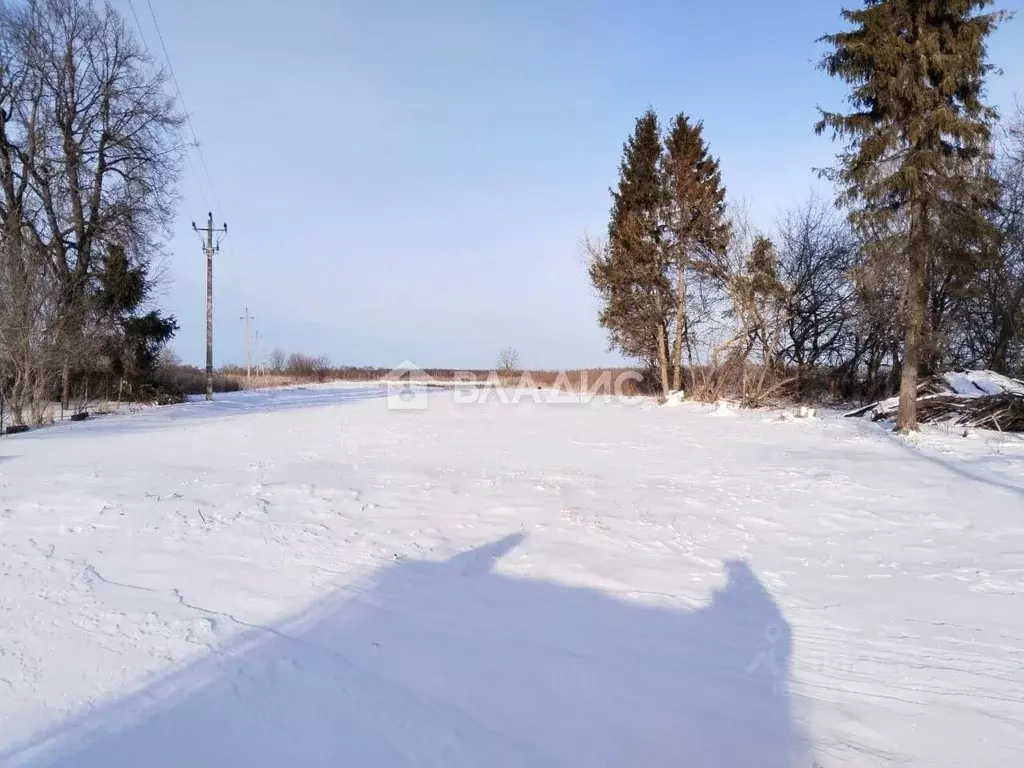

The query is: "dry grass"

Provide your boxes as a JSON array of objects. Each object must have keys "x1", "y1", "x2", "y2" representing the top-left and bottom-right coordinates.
[
  {"x1": 221, "y1": 367, "x2": 650, "y2": 397},
  {"x1": 166, "y1": 361, "x2": 878, "y2": 409},
  {"x1": 234, "y1": 373, "x2": 306, "y2": 390}
]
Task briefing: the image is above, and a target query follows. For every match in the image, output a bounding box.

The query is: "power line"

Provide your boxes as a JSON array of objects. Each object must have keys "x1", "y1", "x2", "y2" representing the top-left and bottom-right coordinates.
[
  {"x1": 124, "y1": 0, "x2": 151, "y2": 57},
  {"x1": 125, "y1": 1, "x2": 242, "y2": 391},
  {"x1": 141, "y1": 0, "x2": 224, "y2": 220},
  {"x1": 124, "y1": 0, "x2": 212, "y2": 214},
  {"x1": 129, "y1": 0, "x2": 240, "y2": 265}
]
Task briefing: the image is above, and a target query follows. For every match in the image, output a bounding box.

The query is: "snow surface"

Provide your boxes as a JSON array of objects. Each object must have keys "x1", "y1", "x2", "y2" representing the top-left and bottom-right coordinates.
[{"x1": 0, "y1": 385, "x2": 1022, "y2": 767}]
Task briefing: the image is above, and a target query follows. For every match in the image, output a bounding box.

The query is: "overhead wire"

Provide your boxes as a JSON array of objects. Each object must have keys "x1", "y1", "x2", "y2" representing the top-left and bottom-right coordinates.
[
  {"x1": 127, "y1": 0, "x2": 236, "y2": 257},
  {"x1": 145, "y1": 0, "x2": 223, "y2": 216},
  {"x1": 125, "y1": 0, "x2": 212, "y2": 218}
]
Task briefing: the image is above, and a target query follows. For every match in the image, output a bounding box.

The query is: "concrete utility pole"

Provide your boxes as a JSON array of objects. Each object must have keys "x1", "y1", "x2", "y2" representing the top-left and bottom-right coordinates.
[
  {"x1": 254, "y1": 329, "x2": 263, "y2": 379},
  {"x1": 192, "y1": 213, "x2": 227, "y2": 401},
  {"x1": 240, "y1": 308, "x2": 254, "y2": 385}
]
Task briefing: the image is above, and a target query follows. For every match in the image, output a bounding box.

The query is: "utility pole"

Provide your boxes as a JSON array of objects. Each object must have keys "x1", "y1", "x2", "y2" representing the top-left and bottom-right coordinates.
[
  {"x1": 254, "y1": 329, "x2": 263, "y2": 380},
  {"x1": 240, "y1": 308, "x2": 254, "y2": 385},
  {"x1": 192, "y1": 213, "x2": 227, "y2": 401}
]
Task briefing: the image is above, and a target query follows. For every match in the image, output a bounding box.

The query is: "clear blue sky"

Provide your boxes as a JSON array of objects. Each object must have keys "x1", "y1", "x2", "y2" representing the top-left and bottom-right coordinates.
[{"x1": 112, "y1": 0, "x2": 1023, "y2": 370}]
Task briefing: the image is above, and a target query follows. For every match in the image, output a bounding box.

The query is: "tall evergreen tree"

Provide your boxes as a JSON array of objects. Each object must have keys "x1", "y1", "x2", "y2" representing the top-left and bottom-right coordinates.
[
  {"x1": 590, "y1": 110, "x2": 674, "y2": 395},
  {"x1": 817, "y1": 0, "x2": 1006, "y2": 431},
  {"x1": 96, "y1": 244, "x2": 178, "y2": 383},
  {"x1": 663, "y1": 114, "x2": 731, "y2": 390}
]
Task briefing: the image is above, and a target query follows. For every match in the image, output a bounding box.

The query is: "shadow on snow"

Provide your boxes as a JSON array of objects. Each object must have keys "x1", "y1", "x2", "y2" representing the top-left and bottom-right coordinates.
[
  {"x1": 4, "y1": 534, "x2": 811, "y2": 767},
  {"x1": 876, "y1": 422, "x2": 1024, "y2": 500}
]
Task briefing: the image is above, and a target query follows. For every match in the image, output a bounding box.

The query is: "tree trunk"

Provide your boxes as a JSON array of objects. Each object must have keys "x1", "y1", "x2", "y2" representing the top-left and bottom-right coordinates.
[
  {"x1": 61, "y1": 358, "x2": 70, "y2": 417},
  {"x1": 684, "y1": 312, "x2": 696, "y2": 372},
  {"x1": 888, "y1": 342, "x2": 902, "y2": 398},
  {"x1": 989, "y1": 283, "x2": 1024, "y2": 373},
  {"x1": 671, "y1": 260, "x2": 687, "y2": 392},
  {"x1": 896, "y1": 210, "x2": 928, "y2": 433},
  {"x1": 656, "y1": 319, "x2": 671, "y2": 399},
  {"x1": 867, "y1": 349, "x2": 882, "y2": 400}
]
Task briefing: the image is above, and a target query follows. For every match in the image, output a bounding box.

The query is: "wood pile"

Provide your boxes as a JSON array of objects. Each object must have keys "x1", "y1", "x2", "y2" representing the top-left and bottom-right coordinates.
[{"x1": 845, "y1": 370, "x2": 1024, "y2": 432}]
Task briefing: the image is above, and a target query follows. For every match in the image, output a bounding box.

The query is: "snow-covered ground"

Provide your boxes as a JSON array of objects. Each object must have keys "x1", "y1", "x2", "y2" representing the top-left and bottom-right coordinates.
[{"x1": 0, "y1": 385, "x2": 1022, "y2": 767}]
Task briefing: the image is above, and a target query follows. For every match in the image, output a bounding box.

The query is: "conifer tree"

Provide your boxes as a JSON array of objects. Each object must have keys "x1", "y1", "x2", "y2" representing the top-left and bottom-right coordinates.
[
  {"x1": 590, "y1": 110, "x2": 674, "y2": 395},
  {"x1": 663, "y1": 114, "x2": 731, "y2": 390},
  {"x1": 817, "y1": 0, "x2": 1006, "y2": 431},
  {"x1": 96, "y1": 245, "x2": 178, "y2": 383}
]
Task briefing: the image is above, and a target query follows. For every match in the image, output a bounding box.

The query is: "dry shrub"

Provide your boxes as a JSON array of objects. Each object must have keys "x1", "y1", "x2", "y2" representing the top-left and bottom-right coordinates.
[
  {"x1": 519, "y1": 368, "x2": 653, "y2": 397},
  {"x1": 221, "y1": 365, "x2": 653, "y2": 399},
  {"x1": 155, "y1": 364, "x2": 241, "y2": 397}
]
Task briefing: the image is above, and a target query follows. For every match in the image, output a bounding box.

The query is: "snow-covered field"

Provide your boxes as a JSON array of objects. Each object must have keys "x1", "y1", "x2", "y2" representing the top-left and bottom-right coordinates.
[{"x1": 0, "y1": 385, "x2": 1022, "y2": 767}]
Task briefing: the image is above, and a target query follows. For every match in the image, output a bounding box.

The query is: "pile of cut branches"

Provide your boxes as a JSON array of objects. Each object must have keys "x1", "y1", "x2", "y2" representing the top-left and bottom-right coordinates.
[{"x1": 846, "y1": 371, "x2": 1024, "y2": 432}]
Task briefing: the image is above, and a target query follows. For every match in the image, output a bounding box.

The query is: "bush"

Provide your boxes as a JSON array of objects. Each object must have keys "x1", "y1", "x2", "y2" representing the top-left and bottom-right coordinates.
[{"x1": 150, "y1": 364, "x2": 240, "y2": 398}]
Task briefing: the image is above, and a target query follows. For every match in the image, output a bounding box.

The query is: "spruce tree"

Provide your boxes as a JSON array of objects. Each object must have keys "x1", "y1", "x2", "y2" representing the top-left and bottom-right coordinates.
[
  {"x1": 817, "y1": 0, "x2": 1006, "y2": 431},
  {"x1": 663, "y1": 114, "x2": 730, "y2": 391},
  {"x1": 96, "y1": 245, "x2": 178, "y2": 382},
  {"x1": 590, "y1": 110, "x2": 674, "y2": 395}
]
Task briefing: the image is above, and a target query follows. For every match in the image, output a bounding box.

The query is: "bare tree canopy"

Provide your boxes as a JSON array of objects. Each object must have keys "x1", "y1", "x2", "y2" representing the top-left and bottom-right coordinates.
[
  {"x1": 0, "y1": 0, "x2": 184, "y2": 423},
  {"x1": 496, "y1": 347, "x2": 520, "y2": 377}
]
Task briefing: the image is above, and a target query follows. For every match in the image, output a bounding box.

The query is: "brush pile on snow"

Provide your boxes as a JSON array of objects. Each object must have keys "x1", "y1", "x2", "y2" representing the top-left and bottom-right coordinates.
[{"x1": 846, "y1": 370, "x2": 1024, "y2": 431}]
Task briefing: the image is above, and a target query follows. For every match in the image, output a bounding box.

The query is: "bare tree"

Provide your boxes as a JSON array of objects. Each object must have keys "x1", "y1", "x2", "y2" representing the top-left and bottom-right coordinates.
[
  {"x1": 0, "y1": 0, "x2": 183, "y2": 421},
  {"x1": 0, "y1": 238, "x2": 60, "y2": 423},
  {"x1": 496, "y1": 347, "x2": 520, "y2": 378},
  {"x1": 269, "y1": 347, "x2": 287, "y2": 372},
  {"x1": 155, "y1": 345, "x2": 181, "y2": 370},
  {"x1": 776, "y1": 196, "x2": 857, "y2": 393},
  {"x1": 949, "y1": 102, "x2": 1024, "y2": 375},
  {"x1": 285, "y1": 353, "x2": 315, "y2": 376},
  {"x1": 310, "y1": 355, "x2": 332, "y2": 381}
]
